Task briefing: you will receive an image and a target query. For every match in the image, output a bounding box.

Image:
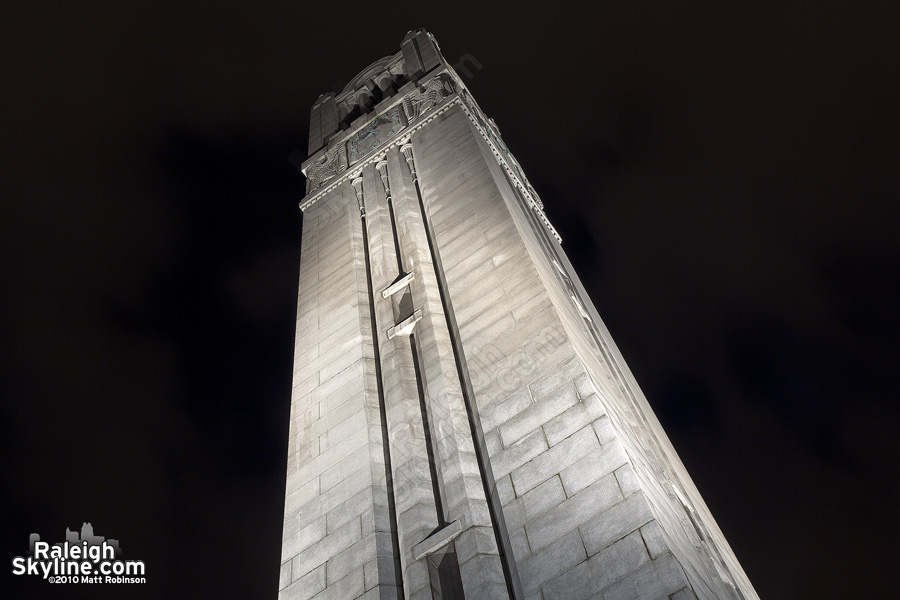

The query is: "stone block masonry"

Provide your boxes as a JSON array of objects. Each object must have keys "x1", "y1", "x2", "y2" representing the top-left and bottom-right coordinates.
[{"x1": 282, "y1": 28, "x2": 759, "y2": 600}]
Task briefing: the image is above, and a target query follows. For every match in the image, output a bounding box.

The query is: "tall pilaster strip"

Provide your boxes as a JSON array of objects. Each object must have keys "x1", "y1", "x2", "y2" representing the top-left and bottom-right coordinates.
[
  {"x1": 376, "y1": 159, "x2": 405, "y2": 275},
  {"x1": 400, "y1": 139, "x2": 522, "y2": 600},
  {"x1": 356, "y1": 172, "x2": 405, "y2": 599}
]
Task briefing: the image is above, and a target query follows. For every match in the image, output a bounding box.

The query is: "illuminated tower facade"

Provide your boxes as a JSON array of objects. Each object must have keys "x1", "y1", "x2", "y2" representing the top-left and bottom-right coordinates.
[{"x1": 279, "y1": 29, "x2": 758, "y2": 600}]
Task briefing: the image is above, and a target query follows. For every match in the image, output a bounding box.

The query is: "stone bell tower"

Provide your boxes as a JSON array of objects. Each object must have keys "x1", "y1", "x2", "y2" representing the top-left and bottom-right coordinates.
[{"x1": 279, "y1": 29, "x2": 758, "y2": 600}]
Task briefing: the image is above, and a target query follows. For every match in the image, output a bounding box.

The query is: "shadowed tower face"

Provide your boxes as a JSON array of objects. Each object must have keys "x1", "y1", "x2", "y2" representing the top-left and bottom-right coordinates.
[{"x1": 280, "y1": 29, "x2": 759, "y2": 600}]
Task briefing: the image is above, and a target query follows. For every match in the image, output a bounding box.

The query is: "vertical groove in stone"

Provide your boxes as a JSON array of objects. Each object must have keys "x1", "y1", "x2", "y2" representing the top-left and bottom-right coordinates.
[
  {"x1": 410, "y1": 333, "x2": 447, "y2": 527},
  {"x1": 388, "y1": 198, "x2": 405, "y2": 274},
  {"x1": 378, "y1": 159, "x2": 406, "y2": 275},
  {"x1": 404, "y1": 142, "x2": 523, "y2": 600},
  {"x1": 361, "y1": 199, "x2": 406, "y2": 600}
]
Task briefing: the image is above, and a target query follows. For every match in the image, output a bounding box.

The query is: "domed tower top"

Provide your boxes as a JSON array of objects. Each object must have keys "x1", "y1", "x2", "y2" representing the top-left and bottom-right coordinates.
[{"x1": 306, "y1": 29, "x2": 446, "y2": 156}]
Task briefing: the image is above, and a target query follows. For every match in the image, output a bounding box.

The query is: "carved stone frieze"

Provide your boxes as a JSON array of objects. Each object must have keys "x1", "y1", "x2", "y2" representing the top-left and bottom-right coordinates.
[
  {"x1": 348, "y1": 107, "x2": 405, "y2": 165},
  {"x1": 306, "y1": 145, "x2": 348, "y2": 192},
  {"x1": 402, "y1": 75, "x2": 454, "y2": 123},
  {"x1": 300, "y1": 97, "x2": 459, "y2": 212},
  {"x1": 458, "y1": 85, "x2": 546, "y2": 211}
]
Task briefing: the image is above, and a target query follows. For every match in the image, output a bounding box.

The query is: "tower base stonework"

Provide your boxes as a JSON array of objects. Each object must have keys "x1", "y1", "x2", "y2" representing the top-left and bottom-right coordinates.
[{"x1": 279, "y1": 29, "x2": 759, "y2": 600}]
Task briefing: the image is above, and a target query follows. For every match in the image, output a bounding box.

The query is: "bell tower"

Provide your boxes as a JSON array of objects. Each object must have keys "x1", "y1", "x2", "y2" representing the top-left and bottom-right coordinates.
[{"x1": 279, "y1": 29, "x2": 758, "y2": 600}]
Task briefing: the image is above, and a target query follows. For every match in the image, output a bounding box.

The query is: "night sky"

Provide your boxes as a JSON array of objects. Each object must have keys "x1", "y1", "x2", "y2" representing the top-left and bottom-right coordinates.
[{"x1": 2, "y1": 3, "x2": 898, "y2": 599}]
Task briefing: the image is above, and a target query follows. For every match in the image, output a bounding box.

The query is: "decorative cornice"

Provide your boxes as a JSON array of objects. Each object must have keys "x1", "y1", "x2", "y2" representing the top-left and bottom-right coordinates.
[
  {"x1": 302, "y1": 70, "x2": 451, "y2": 194},
  {"x1": 300, "y1": 75, "x2": 562, "y2": 244},
  {"x1": 299, "y1": 96, "x2": 460, "y2": 212},
  {"x1": 451, "y1": 78, "x2": 562, "y2": 243}
]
